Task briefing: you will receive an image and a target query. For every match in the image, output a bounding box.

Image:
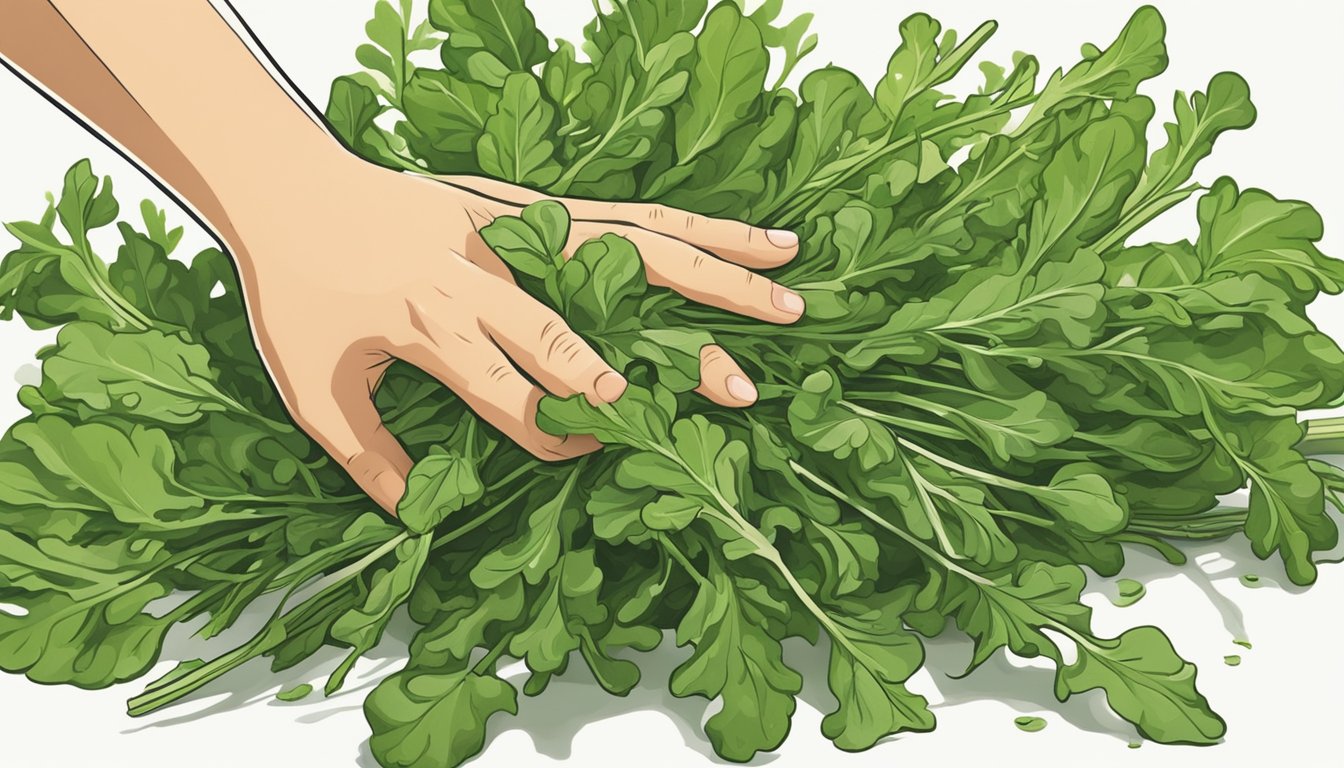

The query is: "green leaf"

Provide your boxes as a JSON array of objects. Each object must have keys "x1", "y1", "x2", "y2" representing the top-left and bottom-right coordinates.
[
  {"x1": 640, "y1": 495, "x2": 706, "y2": 532},
  {"x1": 1124, "y1": 72, "x2": 1256, "y2": 212},
  {"x1": 537, "y1": 385, "x2": 677, "y2": 448},
  {"x1": 478, "y1": 208, "x2": 557, "y2": 282},
  {"x1": 41, "y1": 323, "x2": 243, "y2": 425},
  {"x1": 1111, "y1": 578, "x2": 1146, "y2": 607},
  {"x1": 670, "y1": 564, "x2": 801, "y2": 762},
  {"x1": 365, "y1": 666, "x2": 519, "y2": 768},
  {"x1": 357, "y1": 0, "x2": 443, "y2": 106},
  {"x1": 325, "y1": 76, "x2": 415, "y2": 170},
  {"x1": 1196, "y1": 177, "x2": 1344, "y2": 300},
  {"x1": 12, "y1": 416, "x2": 204, "y2": 528},
  {"x1": 0, "y1": 582, "x2": 173, "y2": 687},
  {"x1": 1023, "y1": 110, "x2": 1149, "y2": 267},
  {"x1": 1057, "y1": 626, "x2": 1226, "y2": 744},
  {"x1": 477, "y1": 74, "x2": 562, "y2": 186},
  {"x1": 506, "y1": 548, "x2": 608, "y2": 677},
  {"x1": 788, "y1": 370, "x2": 896, "y2": 470},
  {"x1": 328, "y1": 534, "x2": 431, "y2": 694},
  {"x1": 560, "y1": 233, "x2": 645, "y2": 329},
  {"x1": 429, "y1": 0, "x2": 550, "y2": 74},
  {"x1": 402, "y1": 69, "x2": 498, "y2": 167},
  {"x1": 470, "y1": 472, "x2": 578, "y2": 588},
  {"x1": 1025, "y1": 6, "x2": 1169, "y2": 126},
  {"x1": 1014, "y1": 715, "x2": 1047, "y2": 732},
  {"x1": 55, "y1": 159, "x2": 119, "y2": 257},
  {"x1": 276, "y1": 683, "x2": 313, "y2": 702},
  {"x1": 398, "y1": 446, "x2": 486, "y2": 534},
  {"x1": 108, "y1": 223, "x2": 200, "y2": 327},
  {"x1": 821, "y1": 602, "x2": 935, "y2": 749},
  {"x1": 875, "y1": 15, "x2": 997, "y2": 126},
  {"x1": 675, "y1": 3, "x2": 768, "y2": 163}
]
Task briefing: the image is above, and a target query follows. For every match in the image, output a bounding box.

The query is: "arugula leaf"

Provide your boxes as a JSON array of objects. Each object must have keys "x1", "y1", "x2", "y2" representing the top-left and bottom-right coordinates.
[
  {"x1": 325, "y1": 76, "x2": 419, "y2": 171},
  {"x1": 365, "y1": 666, "x2": 518, "y2": 768},
  {"x1": 477, "y1": 73, "x2": 562, "y2": 186},
  {"x1": 398, "y1": 445, "x2": 486, "y2": 534},
  {"x1": 12, "y1": 417, "x2": 204, "y2": 529},
  {"x1": 429, "y1": 0, "x2": 549, "y2": 76},
  {"x1": 674, "y1": 3, "x2": 768, "y2": 164},
  {"x1": 328, "y1": 534, "x2": 432, "y2": 694},
  {"x1": 4, "y1": 3, "x2": 1341, "y2": 765},
  {"x1": 670, "y1": 561, "x2": 801, "y2": 761},
  {"x1": 39, "y1": 323, "x2": 247, "y2": 425},
  {"x1": 356, "y1": 0, "x2": 444, "y2": 108}
]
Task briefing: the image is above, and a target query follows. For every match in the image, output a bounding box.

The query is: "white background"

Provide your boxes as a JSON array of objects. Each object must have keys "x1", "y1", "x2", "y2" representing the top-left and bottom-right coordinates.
[{"x1": 1, "y1": 1, "x2": 1342, "y2": 766}]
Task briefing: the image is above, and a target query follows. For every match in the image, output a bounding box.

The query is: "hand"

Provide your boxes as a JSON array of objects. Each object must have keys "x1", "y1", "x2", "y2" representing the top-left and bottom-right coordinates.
[
  {"x1": 224, "y1": 149, "x2": 804, "y2": 511},
  {"x1": 0, "y1": 0, "x2": 804, "y2": 514}
]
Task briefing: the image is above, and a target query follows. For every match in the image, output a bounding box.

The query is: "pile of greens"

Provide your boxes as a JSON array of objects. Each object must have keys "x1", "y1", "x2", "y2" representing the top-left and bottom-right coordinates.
[{"x1": 3, "y1": 1, "x2": 1343, "y2": 765}]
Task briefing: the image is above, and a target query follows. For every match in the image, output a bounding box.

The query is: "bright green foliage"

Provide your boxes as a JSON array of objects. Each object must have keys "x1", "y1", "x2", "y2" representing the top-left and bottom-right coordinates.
[{"x1": 1, "y1": 3, "x2": 1341, "y2": 768}]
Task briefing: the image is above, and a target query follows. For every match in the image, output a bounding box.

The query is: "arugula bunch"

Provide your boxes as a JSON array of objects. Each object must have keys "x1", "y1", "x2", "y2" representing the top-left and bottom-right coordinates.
[{"x1": 3, "y1": 1, "x2": 1343, "y2": 766}]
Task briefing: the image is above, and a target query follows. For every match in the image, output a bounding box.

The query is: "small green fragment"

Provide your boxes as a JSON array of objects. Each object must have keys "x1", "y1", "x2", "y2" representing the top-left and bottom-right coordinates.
[
  {"x1": 1128, "y1": 741, "x2": 1142, "y2": 749},
  {"x1": 1232, "y1": 639, "x2": 1252, "y2": 650},
  {"x1": 1014, "y1": 716, "x2": 1048, "y2": 732},
  {"x1": 1223, "y1": 655, "x2": 1241, "y2": 667},
  {"x1": 1239, "y1": 574, "x2": 1261, "y2": 587},
  {"x1": 1110, "y1": 578, "x2": 1147, "y2": 607},
  {"x1": 276, "y1": 683, "x2": 313, "y2": 702}
]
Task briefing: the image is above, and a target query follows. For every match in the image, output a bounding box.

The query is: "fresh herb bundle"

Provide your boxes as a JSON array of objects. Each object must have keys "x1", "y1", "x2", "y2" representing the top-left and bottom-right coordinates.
[{"x1": 2, "y1": 1, "x2": 1343, "y2": 766}]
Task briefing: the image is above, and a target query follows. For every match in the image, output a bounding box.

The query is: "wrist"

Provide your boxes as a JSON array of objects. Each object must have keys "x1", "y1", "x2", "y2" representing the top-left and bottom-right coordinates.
[{"x1": 204, "y1": 128, "x2": 366, "y2": 266}]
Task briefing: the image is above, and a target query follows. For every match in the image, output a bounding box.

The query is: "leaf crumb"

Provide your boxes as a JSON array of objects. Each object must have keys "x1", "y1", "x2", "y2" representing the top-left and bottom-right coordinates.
[
  {"x1": 1110, "y1": 578, "x2": 1146, "y2": 607},
  {"x1": 277, "y1": 683, "x2": 314, "y2": 702},
  {"x1": 1014, "y1": 716, "x2": 1047, "y2": 732}
]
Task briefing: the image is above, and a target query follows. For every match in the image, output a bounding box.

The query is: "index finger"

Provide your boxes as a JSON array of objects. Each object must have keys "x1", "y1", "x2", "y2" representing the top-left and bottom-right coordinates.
[{"x1": 427, "y1": 174, "x2": 799, "y2": 269}]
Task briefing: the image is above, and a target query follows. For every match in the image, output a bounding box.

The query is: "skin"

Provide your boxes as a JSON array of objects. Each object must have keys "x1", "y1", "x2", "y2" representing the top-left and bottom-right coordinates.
[{"x1": 0, "y1": 1, "x2": 806, "y2": 513}]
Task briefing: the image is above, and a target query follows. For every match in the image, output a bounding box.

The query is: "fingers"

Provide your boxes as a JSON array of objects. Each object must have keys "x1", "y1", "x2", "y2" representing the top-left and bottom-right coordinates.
[
  {"x1": 431, "y1": 175, "x2": 799, "y2": 269},
  {"x1": 568, "y1": 201, "x2": 800, "y2": 270},
  {"x1": 285, "y1": 366, "x2": 414, "y2": 514},
  {"x1": 569, "y1": 222, "x2": 806, "y2": 324},
  {"x1": 694, "y1": 344, "x2": 759, "y2": 408},
  {"x1": 396, "y1": 327, "x2": 601, "y2": 462},
  {"x1": 477, "y1": 280, "x2": 629, "y2": 405}
]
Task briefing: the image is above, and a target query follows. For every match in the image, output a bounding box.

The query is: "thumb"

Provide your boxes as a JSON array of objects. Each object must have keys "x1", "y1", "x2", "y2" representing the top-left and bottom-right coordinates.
[{"x1": 287, "y1": 381, "x2": 414, "y2": 515}]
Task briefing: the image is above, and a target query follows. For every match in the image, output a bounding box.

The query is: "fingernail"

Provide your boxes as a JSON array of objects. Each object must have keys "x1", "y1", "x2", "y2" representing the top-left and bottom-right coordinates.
[
  {"x1": 726, "y1": 375, "x2": 758, "y2": 404},
  {"x1": 772, "y1": 285, "x2": 806, "y2": 316},
  {"x1": 766, "y1": 229, "x2": 799, "y2": 248},
  {"x1": 594, "y1": 371, "x2": 628, "y2": 403}
]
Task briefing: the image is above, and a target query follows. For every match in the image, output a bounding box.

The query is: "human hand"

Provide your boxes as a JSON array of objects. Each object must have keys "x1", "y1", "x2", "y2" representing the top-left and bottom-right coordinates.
[{"x1": 222, "y1": 148, "x2": 804, "y2": 512}]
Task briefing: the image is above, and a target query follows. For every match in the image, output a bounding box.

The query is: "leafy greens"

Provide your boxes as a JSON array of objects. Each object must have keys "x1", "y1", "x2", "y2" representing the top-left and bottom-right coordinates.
[{"x1": 2, "y1": 1, "x2": 1343, "y2": 766}]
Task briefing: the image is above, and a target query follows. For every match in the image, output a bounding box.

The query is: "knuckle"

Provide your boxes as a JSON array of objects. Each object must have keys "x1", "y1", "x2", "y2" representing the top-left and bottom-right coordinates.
[
  {"x1": 701, "y1": 346, "x2": 730, "y2": 367},
  {"x1": 643, "y1": 203, "x2": 669, "y2": 224},
  {"x1": 344, "y1": 450, "x2": 392, "y2": 486},
  {"x1": 538, "y1": 317, "x2": 586, "y2": 366},
  {"x1": 484, "y1": 361, "x2": 517, "y2": 384}
]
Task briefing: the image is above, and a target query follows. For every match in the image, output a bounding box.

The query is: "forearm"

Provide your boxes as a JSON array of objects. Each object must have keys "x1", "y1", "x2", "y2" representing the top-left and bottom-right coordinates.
[{"x1": 0, "y1": 0, "x2": 347, "y2": 254}]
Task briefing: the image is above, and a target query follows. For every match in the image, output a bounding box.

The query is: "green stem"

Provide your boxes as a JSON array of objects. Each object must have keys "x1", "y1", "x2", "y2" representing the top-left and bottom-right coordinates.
[
  {"x1": 471, "y1": 636, "x2": 513, "y2": 676},
  {"x1": 126, "y1": 532, "x2": 410, "y2": 716},
  {"x1": 769, "y1": 92, "x2": 1039, "y2": 225},
  {"x1": 659, "y1": 534, "x2": 707, "y2": 587},
  {"x1": 1301, "y1": 416, "x2": 1344, "y2": 455},
  {"x1": 126, "y1": 474, "x2": 543, "y2": 716},
  {"x1": 786, "y1": 459, "x2": 992, "y2": 585},
  {"x1": 840, "y1": 399, "x2": 966, "y2": 442},
  {"x1": 648, "y1": 444, "x2": 883, "y2": 665}
]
